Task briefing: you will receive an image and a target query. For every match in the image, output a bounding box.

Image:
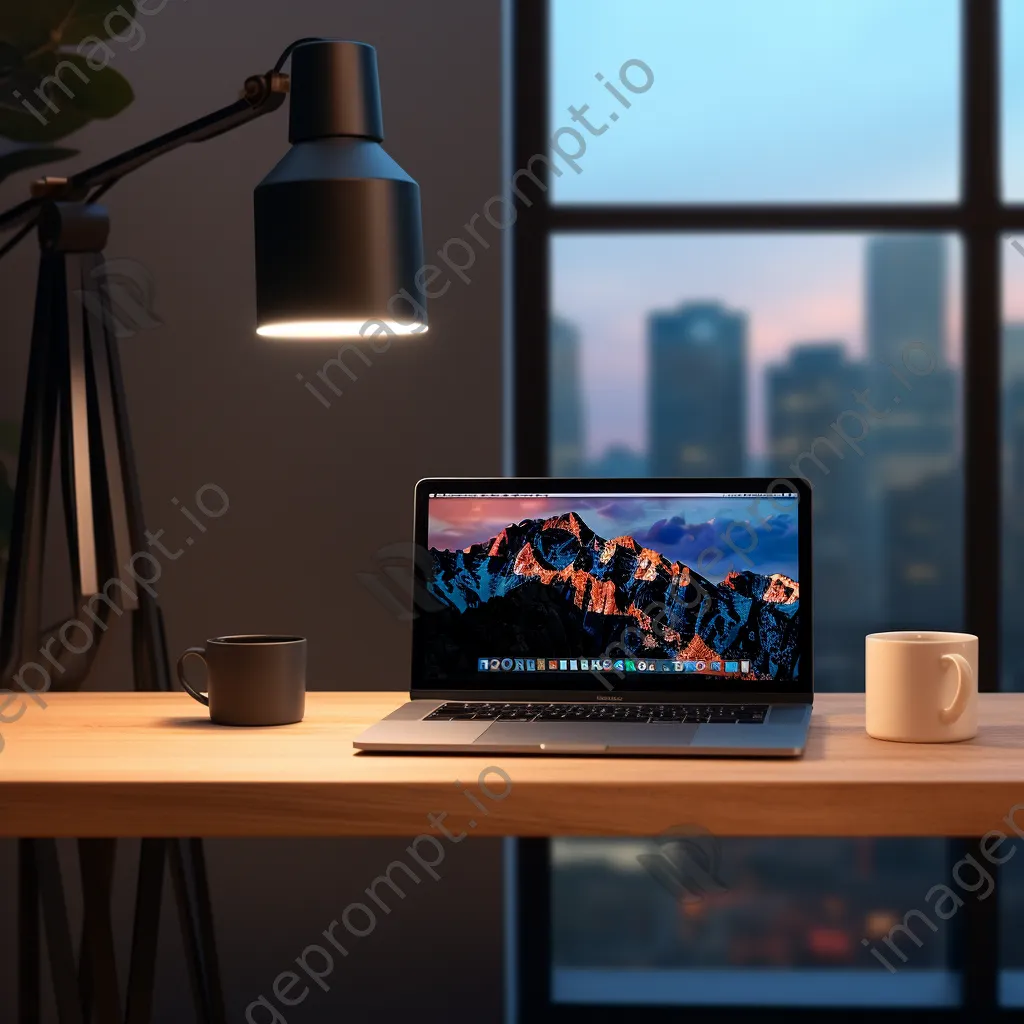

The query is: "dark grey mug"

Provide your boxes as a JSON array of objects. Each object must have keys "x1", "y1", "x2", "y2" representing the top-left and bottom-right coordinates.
[{"x1": 177, "y1": 635, "x2": 306, "y2": 726}]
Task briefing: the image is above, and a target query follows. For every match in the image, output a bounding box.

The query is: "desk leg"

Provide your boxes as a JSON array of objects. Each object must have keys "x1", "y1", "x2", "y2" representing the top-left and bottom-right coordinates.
[
  {"x1": 167, "y1": 838, "x2": 226, "y2": 1024},
  {"x1": 18, "y1": 840, "x2": 40, "y2": 1024},
  {"x1": 32, "y1": 840, "x2": 85, "y2": 1024},
  {"x1": 188, "y1": 838, "x2": 226, "y2": 1024},
  {"x1": 125, "y1": 838, "x2": 226, "y2": 1024},
  {"x1": 77, "y1": 838, "x2": 121, "y2": 1023},
  {"x1": 125, "y1": 838, "x2": 166, "y2": 1024},
  {"x1": 17, "y1": 837, "x2": 225, "y2": 1024}
]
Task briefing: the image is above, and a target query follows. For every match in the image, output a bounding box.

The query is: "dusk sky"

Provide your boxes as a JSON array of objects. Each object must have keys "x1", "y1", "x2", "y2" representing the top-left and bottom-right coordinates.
[
  {"x1": 427, "y1": 493, "x2": 800, "y2": 581},
  {"x1": 553, "y1": 233, "x2": 967, "y2": 460},
  {"x1": 548, "y1": 0, "x2": 1024, "y2": 462}
]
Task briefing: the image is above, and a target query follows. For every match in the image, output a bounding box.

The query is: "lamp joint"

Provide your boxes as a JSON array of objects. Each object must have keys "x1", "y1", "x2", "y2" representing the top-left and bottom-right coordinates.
[
  {"x1": 242, "y1": 72, "x2": 290, "y2": 108},
  {"x1": 29, "y1": 177, "x2": 70, "y2": 199}
]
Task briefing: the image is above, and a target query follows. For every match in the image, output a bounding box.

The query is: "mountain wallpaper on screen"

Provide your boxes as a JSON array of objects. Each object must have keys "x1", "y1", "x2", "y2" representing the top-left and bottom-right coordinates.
[{"x1": 423, "y1": 511, "x2": 800, "y2": 682}]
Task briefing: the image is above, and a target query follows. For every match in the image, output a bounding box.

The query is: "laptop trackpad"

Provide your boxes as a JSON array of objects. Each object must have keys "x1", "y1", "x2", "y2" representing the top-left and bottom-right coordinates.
[{"x1": 474, "y1": 722, "x2": 698, "y2": 748}]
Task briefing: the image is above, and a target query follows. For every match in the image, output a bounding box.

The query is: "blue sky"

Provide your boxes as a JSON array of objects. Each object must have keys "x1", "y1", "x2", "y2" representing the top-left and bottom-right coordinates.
[
  {"x1": 1005, "y1": 0, "x2": 1024, "y2": 198},
  {"x1": 547, "y1": 1, "x2": 1024, "y2": 460},
  {"x1": 550, "y1": 0, "x2": 964, "y2": 203}
]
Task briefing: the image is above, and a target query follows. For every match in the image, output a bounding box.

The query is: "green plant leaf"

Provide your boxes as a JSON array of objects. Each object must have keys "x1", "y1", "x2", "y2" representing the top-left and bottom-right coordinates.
[
  {"x1": 57, "y1": 55, "x2": 133, "y2": 117},
  {"x1": 61, "y1": 0, "x2": 140, "y2": 46},
  {"x1": 27, "y1": 51, "x2": 134, "y2": 116},
  {"x1": 0, "y1": 144, "x2": 76, "y2": 183},
  {"x1": 0, "y1": 52, "x2": 132, "y2": 140},
  {"x1": 0, "y1": 1, "x2": 140, "y2": 52},
  {"x1": 0, "y1": 101, "x2": 90, "y2": 142},
  {"x1": 0, "y1": 2, "x2": 74, "y2": 53}
]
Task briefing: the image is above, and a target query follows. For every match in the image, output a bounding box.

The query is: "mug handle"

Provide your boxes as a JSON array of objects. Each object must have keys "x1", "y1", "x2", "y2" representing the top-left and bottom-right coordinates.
[
  {"x1": 177, "y1": 647, "x2": 210, "y2": 706},
  {"x1": 939, "y1": 652, "x2": 973, "y2": 724}
]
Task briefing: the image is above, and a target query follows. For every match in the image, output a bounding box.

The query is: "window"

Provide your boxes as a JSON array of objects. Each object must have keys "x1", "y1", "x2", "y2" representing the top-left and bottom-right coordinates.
[
  {"x1": 1003, "y1": 0, "x2": 1024, "y2": 199},
  {"x1": 513, "y1": 0, "x2": 1024, "y2": 1017},
  {"x1": 1001, "y1": 236, "x2": 1024, "y2": 1003},
  {"x1": 551, "y1": 838, "x2": 955, "y2": 1007},
  {"x1": 550, "y1": 232, "x2": 964, "y2": 691},
  {"x1": 549, "y1": 0, "x2": 960, "y2": 204},
  {"x1": 1004, "y1": 237, "x2": 1024, "y2": 692}
]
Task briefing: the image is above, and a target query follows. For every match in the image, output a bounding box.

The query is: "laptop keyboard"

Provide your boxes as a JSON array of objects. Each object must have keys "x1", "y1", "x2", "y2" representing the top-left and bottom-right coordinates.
[{"x1": 425, "y1": 702, "x2": 769, "y2": 724}]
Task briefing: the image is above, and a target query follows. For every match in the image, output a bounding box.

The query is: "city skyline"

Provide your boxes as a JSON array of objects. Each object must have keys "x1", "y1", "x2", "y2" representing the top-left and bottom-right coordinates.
[
  {"x1": 552, "y1": 234, "x2": 1024, "y2": 465},
  {"x1": 551, "y1": 234, "x2": 969, "y2": 686}
]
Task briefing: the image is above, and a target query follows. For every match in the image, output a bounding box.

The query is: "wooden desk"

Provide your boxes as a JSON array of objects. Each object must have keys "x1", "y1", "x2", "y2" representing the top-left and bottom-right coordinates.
[{"x1": 1, "y1": 692, "x2": 1023, "y2": 837}]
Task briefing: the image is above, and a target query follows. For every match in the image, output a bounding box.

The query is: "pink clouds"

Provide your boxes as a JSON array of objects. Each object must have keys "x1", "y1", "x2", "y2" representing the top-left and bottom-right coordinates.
[{"x1": 427, "y1": 497, "x2": 573, "y2": 551}]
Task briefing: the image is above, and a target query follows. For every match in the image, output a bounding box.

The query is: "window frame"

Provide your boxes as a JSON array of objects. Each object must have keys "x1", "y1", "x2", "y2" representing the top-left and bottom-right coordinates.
[{"x1": 510, "y1": 0, "x2": 1023, "y2": 1018}]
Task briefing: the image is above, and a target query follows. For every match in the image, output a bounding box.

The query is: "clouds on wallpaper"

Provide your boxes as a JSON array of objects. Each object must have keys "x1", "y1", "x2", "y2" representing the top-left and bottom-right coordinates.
[{"x1": 427, "y1": 493, "x2": 800, "y2": 582}]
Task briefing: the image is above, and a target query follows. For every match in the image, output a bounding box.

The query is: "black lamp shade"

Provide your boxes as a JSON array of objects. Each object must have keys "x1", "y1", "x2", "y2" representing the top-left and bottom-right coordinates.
[{"x1": 254, "y1": 41, "x2": 427, "y2": 340}]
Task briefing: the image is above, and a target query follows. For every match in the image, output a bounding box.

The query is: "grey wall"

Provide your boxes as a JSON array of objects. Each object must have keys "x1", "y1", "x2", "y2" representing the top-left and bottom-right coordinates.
[{"x1": 0, "y1": 1, "x2": 505, "y2": 1020}]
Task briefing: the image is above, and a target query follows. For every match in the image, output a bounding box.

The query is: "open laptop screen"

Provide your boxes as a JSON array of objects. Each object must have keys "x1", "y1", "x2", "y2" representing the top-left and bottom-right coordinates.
[{"x1": 412, "y1": 479, "x2": 810, "y2": 696}]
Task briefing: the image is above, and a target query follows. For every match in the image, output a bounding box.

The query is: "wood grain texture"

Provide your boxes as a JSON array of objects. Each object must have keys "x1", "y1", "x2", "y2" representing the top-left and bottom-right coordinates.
[{"x1": 1, "y1": 692, "x2": 1023, "y2": 837}]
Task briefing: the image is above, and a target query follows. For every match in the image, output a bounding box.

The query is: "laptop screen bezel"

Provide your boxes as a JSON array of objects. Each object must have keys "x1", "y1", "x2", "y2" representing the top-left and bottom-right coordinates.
[{"x1": 411, "y1": 477, "x2": 813, "y2": 703}]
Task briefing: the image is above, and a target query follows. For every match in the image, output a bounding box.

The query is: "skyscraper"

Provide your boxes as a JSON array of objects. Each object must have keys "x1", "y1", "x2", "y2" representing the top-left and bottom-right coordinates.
[
  {"x1": 1003, "y1": 323, "x2": 1024, "y2": 688},
  {"x1": 766, "y1": 343, "x2": 872, "y2": 689},
  {"x1": 867, "y1": 235, "x2": 947, "y2": 367},
  {"x1": 883, "y1": 468, "x2": 963, "y2": 631},
  {"x1": 1002, "y1": 323, "x2": 1024, "y2": 502},
  {"x1": 866, "y1": 236, "x2": 962, "y2": 624},
  {"x1": 647, "y1": 301, "x2": 747, "y2": 476},
  {"x1": 1002, "y1": 322, "x2": 1024, "y2": 386},
  {"x1": 550, "y1": 316, "x2": 584, "y2": 476},
  {"x1": 1006, "y1": 323, "x2": 1024, "y2": 497},
  {"x1": 866, "y1": 235, "x2": 957, "y2": 477}
]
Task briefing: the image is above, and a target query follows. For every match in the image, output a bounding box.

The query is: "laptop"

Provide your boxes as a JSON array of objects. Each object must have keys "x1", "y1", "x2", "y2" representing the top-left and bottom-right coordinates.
[{"x1": 353, "y1": 477, "x2": 812, "y2": 757}]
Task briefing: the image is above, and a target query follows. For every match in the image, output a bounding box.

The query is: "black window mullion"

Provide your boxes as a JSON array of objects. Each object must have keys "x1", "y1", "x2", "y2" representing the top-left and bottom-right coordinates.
[
  {"x1": 958, "y1": 0, "x2": 1002, "y2": 1012},
  {"x1": 513, "y1": 0, "x2": 552, "y2": 476},
  {"x1": 548, "y1": 204, "x2": 994, "y2": 231},
  {"x1": 963, "y1": 0, "x2": 1002, "y2": 692},
  {"x1": 548, "y1": 203, "x2": 962, "y2": 230}
]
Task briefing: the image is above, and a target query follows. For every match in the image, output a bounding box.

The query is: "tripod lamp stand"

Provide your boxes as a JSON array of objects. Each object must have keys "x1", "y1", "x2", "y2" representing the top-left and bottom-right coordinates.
[{"x1": 0, "y1": 38, "x2": 427, "y2": 1024}]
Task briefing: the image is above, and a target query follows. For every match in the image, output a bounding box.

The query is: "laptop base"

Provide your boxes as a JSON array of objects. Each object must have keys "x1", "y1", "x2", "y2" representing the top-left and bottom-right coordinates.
[{"x1": 353, "y1": 701, "x2": 811, "y2": 757}]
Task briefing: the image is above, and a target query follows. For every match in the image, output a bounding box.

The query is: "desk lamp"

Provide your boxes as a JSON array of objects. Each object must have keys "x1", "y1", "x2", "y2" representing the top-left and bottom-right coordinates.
[{"x1": 0, "y1": 39, "x2": 426, "y2": 1023}]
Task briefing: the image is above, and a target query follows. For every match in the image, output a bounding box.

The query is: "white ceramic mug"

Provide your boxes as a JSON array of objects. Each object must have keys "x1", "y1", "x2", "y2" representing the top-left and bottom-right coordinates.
[{"x1": 865, "y1": 631, "x2": 978, "y2": 743}]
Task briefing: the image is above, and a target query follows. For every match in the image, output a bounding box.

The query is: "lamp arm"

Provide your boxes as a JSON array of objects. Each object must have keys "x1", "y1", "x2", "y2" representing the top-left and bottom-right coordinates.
[{"x1": 0, "y1": 68, "x2": 290, "y2": 234}]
